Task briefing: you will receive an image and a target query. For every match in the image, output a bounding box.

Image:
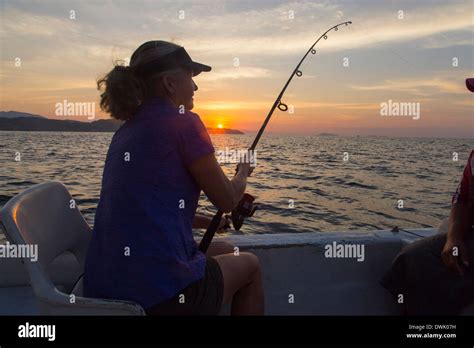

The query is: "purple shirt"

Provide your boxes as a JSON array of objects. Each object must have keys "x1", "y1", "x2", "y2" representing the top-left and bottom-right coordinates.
[{"x1": 83, "y1": 96, "x2": 214, "y2": 309}]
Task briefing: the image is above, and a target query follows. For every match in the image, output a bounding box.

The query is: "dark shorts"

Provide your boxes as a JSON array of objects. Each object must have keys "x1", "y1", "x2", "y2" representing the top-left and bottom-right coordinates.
[
  {"x1": 145, "y1": 256, "x2": 224, "y2": 315},
  {"x1": 380, "y1": 232, "x2": 474, "y2": 315}
]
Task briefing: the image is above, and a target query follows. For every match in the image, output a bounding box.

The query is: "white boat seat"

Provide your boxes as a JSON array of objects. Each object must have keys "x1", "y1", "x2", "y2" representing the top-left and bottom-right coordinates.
[
  {"x1": 0, "y1": 182, "x2": 145, "y2": 315},
  {"x1": 71, "y1": 276, "x2": 84, "y2": 297}
]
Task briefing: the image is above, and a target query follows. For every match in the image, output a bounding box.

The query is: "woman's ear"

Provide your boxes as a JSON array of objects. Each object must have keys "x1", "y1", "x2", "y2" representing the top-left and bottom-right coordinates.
[{"x1": 162, "y1": 75, "x2": 176, "y2": 95}]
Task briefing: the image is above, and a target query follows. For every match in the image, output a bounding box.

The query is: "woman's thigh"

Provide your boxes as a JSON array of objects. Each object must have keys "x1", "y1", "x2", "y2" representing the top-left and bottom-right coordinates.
[
  {"x1": 196, "y1": 240, "x2": 236, "y2": 256},
  {"x1": 213, "y1": 252, "x2": 260, "y2": 305}
]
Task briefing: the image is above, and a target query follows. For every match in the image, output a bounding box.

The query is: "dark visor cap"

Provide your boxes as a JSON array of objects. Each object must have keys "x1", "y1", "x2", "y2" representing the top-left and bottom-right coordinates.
[
  {"x1": 130, "y1": 41, "x2": 211, "y2": 77},
  {"x1": 466, "y1": 78, "x2": 474, "y2": 93}
]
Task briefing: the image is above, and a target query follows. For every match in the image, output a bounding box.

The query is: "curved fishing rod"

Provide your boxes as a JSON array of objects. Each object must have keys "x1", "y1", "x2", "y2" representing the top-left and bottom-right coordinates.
[
  {"x1": 250, "y1": 21, "x2": 352, "y2": 150},
  {"x1": 199, "y1": 21, "x2": 353, "y2": 253}
]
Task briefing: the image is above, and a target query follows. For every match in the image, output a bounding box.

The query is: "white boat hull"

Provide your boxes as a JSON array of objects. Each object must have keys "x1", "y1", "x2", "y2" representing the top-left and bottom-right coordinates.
[{"x1": 1, "y1": 228, "x2": 473, "y2": 315}]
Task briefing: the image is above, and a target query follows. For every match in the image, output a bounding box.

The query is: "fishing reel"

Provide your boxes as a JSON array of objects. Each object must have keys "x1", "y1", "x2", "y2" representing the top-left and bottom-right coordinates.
[{"x1": 222, "y1": 193, "x2": 259, "y2": 231}]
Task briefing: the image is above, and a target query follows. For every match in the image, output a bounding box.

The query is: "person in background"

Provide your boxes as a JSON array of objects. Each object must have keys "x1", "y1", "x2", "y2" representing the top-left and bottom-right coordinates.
[{"x1": 380, "y1": 78, "x2": 474, "y2": 315}]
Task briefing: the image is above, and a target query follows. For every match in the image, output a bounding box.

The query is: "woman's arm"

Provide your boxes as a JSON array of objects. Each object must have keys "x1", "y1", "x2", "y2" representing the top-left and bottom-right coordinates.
[
  {"x1": 188, "y1": 154, "x2": 252, "y2": 213},
  {"x1": 441, "y1": 203, "x2": 471, "y2": 275},
  {"x1": 447, "y1": 203, "x2": 471, "y2": 241},
  {"x1": 193, "y1": 213, "x2": 212, "y2": 229}
]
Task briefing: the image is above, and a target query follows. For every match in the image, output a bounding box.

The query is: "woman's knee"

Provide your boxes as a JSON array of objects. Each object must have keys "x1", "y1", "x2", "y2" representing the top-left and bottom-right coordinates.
[
  {"x1": 218, "y1": 240, "x2": 237, "y2": 254},
  {"x1": 215, "y1": 251, "x2": 261, "y2": 284},
  {"x1": 215, "y1": 251, "x2": 263, "y2": 304},
  {"x1": 240, "y1": 252, "x2": 262, "y2": 280}
]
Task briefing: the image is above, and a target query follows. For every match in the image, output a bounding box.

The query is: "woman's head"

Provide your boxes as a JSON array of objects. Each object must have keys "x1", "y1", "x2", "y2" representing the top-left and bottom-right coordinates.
[
  {"x1": 153, "y1": 67, "x2": 198, "y2": 112},
  {"x1": 98, "y1": 40, "x2": 211, "y2": 120}
]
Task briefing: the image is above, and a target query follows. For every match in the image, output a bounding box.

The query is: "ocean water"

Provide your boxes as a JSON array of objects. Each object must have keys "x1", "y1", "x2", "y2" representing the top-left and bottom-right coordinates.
[{"x1": 0, "y1": 131, "x2": 472, "y2": 242}]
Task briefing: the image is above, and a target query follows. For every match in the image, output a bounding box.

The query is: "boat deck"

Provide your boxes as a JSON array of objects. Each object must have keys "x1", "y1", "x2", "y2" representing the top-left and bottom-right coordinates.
[{"x1": 1, "y1": 228, "x2": 473, "y2": 315}]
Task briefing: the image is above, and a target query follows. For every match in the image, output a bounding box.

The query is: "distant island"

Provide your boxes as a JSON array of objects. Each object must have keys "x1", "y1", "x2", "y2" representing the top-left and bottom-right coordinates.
[
  {"x1": 0, "y1": 111, "x2": 47, "y2": 119},
  {"x1": 206, "y1": 127, "x2": 243, "y2": 135},
  {"x1": 318, "y1": 132, "x2": 338, "y2": 136},
  {"x1": 0, "y1": 111, "x2": 244, "y2": 134}
]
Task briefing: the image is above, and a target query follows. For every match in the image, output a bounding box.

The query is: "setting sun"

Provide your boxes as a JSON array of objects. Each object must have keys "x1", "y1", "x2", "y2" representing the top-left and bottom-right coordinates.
[{"x1": 217, "y1": 124, "x2": 223, "y2": 129}]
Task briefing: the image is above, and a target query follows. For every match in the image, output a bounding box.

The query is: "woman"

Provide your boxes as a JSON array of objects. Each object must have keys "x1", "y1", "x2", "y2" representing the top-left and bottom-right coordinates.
[{"x1": 83, "y1": 40, "x2": 264, "y2": 315}]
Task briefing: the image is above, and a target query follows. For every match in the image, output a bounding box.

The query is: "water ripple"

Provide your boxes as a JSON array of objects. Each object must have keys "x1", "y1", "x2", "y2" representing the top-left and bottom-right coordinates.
[{"x1": 0, "y1": 131, "x2": 473, "y2": 238}]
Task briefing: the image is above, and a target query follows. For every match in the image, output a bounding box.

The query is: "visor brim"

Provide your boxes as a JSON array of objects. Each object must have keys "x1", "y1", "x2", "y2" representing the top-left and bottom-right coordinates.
[{"x1": 190, "y1": 61, "x2": 212, "y2": 76}]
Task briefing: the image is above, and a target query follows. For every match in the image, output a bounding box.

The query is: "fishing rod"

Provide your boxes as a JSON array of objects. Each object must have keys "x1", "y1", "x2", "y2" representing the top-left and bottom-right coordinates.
[{"x1": 199, "y1": 21, "x2": 353, "y2": 253}]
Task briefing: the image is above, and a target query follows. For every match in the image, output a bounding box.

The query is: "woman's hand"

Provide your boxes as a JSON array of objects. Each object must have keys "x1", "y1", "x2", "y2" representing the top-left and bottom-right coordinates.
[
  {"x1": 236, "y1": 162, "x2": 254, "y2": 177},
  {"x1": 217, "y1": 214, "x2": 231, "y2": 233},
  {"x1": 441, "y1": 236, "x2": 469, "y2": 275},
  {"x1": 442, "y1": 203, "x2": 471, "y2": 276}
]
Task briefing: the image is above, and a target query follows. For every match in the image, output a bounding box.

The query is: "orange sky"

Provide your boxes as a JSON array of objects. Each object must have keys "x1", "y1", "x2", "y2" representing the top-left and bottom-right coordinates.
[{"x1": 1, "y1": 0, "x2": 473, "y2": 137}]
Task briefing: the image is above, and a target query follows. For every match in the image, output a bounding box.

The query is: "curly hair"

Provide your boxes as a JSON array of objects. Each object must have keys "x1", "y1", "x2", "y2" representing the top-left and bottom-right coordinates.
[{"x1": 97, "y1": 62, "x2": 182, "y2": 121}]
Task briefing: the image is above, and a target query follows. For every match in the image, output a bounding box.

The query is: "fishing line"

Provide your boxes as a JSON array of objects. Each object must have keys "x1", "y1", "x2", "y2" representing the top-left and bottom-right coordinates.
[{"x1": 391, "y1": 226, "x2": 426, "y2": 238}]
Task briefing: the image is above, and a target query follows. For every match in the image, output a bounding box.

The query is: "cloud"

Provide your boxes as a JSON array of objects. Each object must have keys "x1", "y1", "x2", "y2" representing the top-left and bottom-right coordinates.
[
  {"x1": 199, "y1": 100, "x2": 378, "y2": 111},
  {"x1": 176, "y1": 2, "x2": 473, "y2": 57},
  {"x1": 452, "y1": 98, "x2": 474, "y2": 107},
  {"x1": 0, "y1": 8, "x2": 80, "y2": 37},
  {"x1": 2, "y1": 1, "x2": 472, "y2": 62},
  {"x1": 199, "y1": 100, "x2": 269, "y2": 110},
  {"x1": 204, "y1": 67, "x2": 271, "y2": 81},
  {"x1": 351, "y1": 78, "x2": 467, "y2": 95}
]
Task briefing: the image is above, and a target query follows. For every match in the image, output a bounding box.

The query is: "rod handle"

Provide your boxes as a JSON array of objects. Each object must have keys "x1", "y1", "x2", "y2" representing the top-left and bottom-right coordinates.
[{"x1": 198, "y1": 210, "x2": 224, "y2": 253}]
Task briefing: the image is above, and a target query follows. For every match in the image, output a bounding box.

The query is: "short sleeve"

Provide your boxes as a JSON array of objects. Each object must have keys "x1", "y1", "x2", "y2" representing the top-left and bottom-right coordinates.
[
  {"x1": 452, "y1": 150, "x2": 473, "y2": 204},
  {"x1": 177, "y1": 112, "x2": 215, "y2": 166}
]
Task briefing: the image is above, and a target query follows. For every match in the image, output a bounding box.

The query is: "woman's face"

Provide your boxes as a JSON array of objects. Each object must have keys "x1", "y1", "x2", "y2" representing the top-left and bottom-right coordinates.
[{"x1": 164, "y1": 68, "x2": 198, "y2": 111}]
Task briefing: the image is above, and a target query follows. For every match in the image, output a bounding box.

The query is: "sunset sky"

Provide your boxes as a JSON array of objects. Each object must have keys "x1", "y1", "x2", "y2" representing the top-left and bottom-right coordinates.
[{"x1": 1, "y1": 0, "x2": 473, "y2": 137}]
